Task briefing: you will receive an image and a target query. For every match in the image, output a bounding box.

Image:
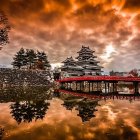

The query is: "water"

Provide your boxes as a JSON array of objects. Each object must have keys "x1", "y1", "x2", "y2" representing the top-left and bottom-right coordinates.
[{"x1": 0, "y1": 86, "x2": 140, "y2": 140}]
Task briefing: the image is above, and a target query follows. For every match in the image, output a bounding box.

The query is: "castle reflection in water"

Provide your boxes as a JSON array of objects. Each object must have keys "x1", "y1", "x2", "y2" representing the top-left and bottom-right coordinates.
[
  {"x1": 0, "y1": 85, "x2": 139, "y2": 124},
  {"x1": 0, "y1": 86, "x2": 140, "y2": 140}
]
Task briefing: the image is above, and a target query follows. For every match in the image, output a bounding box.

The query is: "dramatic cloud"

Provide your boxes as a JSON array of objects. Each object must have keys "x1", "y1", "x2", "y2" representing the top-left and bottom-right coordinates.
[{"x1": 0, "y1": 0, "x2": 140, "y2": 71}]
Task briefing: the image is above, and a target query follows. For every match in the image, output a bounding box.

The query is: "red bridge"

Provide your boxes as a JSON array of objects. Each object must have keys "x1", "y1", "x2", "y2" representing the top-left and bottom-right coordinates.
[
  {"x1": 56, "y1": 76, "x2": 140, "y2": 94},
  {"x1": 57, "y1": 76, "x2": 140, "y2": 82}
]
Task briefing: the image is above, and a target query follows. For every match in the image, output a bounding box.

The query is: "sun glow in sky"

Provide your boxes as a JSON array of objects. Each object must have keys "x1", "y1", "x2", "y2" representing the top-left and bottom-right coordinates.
[
  {"x1": 0, "y1": 0, "x2": 140, "y2": 71},
  {"x1": 101, "y1": 44, "x2": 116, "y2": 61}
]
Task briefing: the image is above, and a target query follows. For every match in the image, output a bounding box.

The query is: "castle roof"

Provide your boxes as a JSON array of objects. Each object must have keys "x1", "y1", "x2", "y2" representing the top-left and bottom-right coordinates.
[
  {"x1": 62, "y1": 56, "x2": 75, "y2": 63},
  {"x1": 61, "y1": 65, "x2": 84, "y2": 70},
  {"x1": 77, "y1": 46, "x2": 94, "y2": 53},
  {"x1": 82, "y1": 65, "x2": 103, "y2": 70}
]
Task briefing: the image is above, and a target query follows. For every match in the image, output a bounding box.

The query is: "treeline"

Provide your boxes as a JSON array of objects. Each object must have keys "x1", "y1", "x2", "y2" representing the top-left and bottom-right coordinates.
[{"x1": 12, "y1": 48, "x2": 51, "y2": 70}]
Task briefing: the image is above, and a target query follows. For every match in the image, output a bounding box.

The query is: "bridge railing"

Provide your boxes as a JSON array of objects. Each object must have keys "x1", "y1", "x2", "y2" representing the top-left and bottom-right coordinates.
[{"x1": 57, "y1": 76, "x2": 140, "y2": 82}]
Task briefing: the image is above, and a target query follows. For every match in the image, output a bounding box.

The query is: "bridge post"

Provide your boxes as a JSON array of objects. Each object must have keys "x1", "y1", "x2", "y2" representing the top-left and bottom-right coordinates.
[
  {"x1": 112, "y1": 82, "x2": 115, "y2": 93},
  {"x1": 90, "y1": 82, "x2": 93, "y2": 93},
  {"x1": 92, "y1": 81, "x2": 93, "y2": 91},
  {"x1": 105, "y1": 82, "x2": 107, "y2": 93},
  {"x1": 88, "y1": 82, "x2": 91, "y2": 93},
  {"x1": 81, "y1": 81, "x2": 85, "y2": 92},
  {"x1": 80, "y1": 81, "x2": 82, "y2": 92},
  {"x1": 133, "y1": 82, "x2": 139, "y2": 94},
  {"x1": 108, "y1": 82, "x2": 110, "y2": 93},
  {"x1": 113, "y1": 82, "x2": 118, "y2": 93}
]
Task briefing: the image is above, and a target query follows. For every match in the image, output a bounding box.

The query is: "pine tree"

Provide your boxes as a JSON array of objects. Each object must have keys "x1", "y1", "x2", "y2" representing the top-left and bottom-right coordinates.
[
  {"x1": 36, "y1": 51, "x2": 51, "y2": 70},
  {"x1": 12, "y1": 49, "x2": 51, "y2": 70},
  {"x1": 26, "y1": 49, "x2": 36, "y2": 69},
  {"x1": 12, "y1": 48, "x2": 27, "y2": 69}
]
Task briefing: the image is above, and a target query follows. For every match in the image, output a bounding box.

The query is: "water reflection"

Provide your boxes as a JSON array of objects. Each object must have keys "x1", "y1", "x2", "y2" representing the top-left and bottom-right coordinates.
[
  {"x1": 10, "y1": 100, "x2": 50, "y2": 124},
  {"x1": 62, "y1": 97, "x2": 100, "y2": 122},
  {"x1": 0, "y1": 86, "x2": 139, "y2": 140}
]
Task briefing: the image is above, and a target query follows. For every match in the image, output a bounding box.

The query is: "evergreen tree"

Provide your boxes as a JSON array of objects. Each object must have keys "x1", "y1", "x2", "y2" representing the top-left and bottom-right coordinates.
[
  {"x1": 12, "y1": 48, "x2": 27, "y2": 69},
  {"x1": 12, "y1": 48, "x2": 51, "y2": 70},
  {"x1": 26, "y1": 49, "x2": 36, "y2": 69},
  {"x1": 36, "y1": 51, "x2": 51, "y2": 70}
]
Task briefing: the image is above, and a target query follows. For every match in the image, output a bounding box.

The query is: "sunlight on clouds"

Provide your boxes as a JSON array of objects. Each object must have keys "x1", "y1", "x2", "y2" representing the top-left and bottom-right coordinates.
[
  {"x1": 101, "y1": 44, "x2": 116, "y2": 62},
  {"x1": 1, "y1": 0, "x2": 140, "y2": 71}
]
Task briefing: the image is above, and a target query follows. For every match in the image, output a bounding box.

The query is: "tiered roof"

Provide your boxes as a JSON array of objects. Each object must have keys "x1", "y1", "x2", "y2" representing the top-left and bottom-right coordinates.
[
  {"x1": 61, "y1": 56, "x2": 83, "y2": 71},
  {"x1": 76, "y1": 46, "x2": 103, "y2": 71},
  {"x1": 61, "y1": 45, "x2": 103, "y2": 75},
  {"x1": 62, "y1": 57, "x2": 75, "y2": 64},
  {"x1": 77, "y1": 46, "x2": 94, "y2": 53}
]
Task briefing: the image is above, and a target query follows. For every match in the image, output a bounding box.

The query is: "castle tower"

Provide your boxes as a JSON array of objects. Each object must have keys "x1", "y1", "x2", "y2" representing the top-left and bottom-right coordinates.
[
  {"x1": 61, "y1": 56, "x2": 83, "y2": 77},
  {"x1": 76, "y1": 46, "x2": 103, "y2": 75},
  {"x1": 61, "y1": 46, "x2": 103, "y2": 77}
]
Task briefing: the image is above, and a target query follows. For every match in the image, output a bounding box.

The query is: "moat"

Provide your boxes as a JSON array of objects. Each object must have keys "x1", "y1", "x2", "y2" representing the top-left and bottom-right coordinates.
[{"x1": 0, "y1": 85, "x2": 140, "y2": 140}]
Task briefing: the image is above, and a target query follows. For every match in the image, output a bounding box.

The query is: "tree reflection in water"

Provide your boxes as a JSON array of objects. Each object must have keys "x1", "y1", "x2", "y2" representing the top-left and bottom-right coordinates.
[
  {"x1": 0, "y1": 87, "x2": 53, "y2": 124},
  {"x1": 0, "y1": 87, "x2": 139, "y2": 140},
  {"x1": 10, "y1": 100, "x2": 50, "y2": 124},
  {"x1": 0, "y1": 86, "x2": 139, "y2": 125},
  {"x1": 61, "y1": 93, "x2": 100, "y2": 122},
  {"x1": 76, "y1": 99, "x2": 99, "y2": 122}
]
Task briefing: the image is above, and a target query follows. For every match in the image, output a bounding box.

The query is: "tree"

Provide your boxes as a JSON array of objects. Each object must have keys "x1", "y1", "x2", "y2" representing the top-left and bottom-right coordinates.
[
  {"x1": 36, "y1": 51, "x2": 51, "y2": 70},
  {"x1": 0, "y1": 11, "x2": 10, "y2": 47},
  {"x1": 12, "y1": 48, "x2": 27, "y2": 69},
  {"x1": 129, "y1": 69, "x2": 138, "y2": 77},
  {"x1": 12, "y1": 48, "x2": 51, "y2": 70},
  {"x1": 26, "y1": 49, "x2": 36, "y2": 69}
]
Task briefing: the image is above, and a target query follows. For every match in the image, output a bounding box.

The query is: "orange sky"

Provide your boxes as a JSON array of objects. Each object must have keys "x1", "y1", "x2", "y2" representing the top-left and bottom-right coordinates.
[{"x1": 0, "y1": 0, "x2": 140, "y2": 71}]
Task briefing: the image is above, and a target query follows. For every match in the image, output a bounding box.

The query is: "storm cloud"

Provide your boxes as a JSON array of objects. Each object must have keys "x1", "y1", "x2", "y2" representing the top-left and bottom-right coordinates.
[{"x1": 0, "y1": 0, "x2": 140, "y2": 71}]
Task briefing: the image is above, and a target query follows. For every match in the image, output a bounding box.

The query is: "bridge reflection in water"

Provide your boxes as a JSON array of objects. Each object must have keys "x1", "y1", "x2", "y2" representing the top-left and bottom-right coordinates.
[
  {"x1": 0, "y1": 86, "x2": 140, "y2": 140},
  {"x1": 54, "y1": 86, "x2": 140, "y2": 122}
]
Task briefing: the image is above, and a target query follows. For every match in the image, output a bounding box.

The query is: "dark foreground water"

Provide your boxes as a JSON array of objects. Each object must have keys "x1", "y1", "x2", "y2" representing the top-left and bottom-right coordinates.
[{"x1": 0, "y1": 86, "x2": 140, "y2": 140}]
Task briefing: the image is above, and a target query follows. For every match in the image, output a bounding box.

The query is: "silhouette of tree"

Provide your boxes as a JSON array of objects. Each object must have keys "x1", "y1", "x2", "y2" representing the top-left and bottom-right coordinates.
[
  {"x1": 36, "y1": 51, "x2": 51, "y2": 70},
  {"x1": 62, "y1": 100, "x2": 76, "y2": 111},
  {"x1": 10, "y1": 100, "x2": 50, "y2": 124},
  {"x1": 11, "y1": 48, "x2": 51, "y2": 70},
  {"x1": 76, "y1": 100, "x2": 98, "y2": 122},
  {"x1": 129, "y1": 69, "x2": 138, "y2": 77},
  {"x1": 0, "y1": 11, "x2": 10, "y2": 47},
  {"x1": 26, "y1": 49, "x2": 36, "y2": 69},
  {"x1": 12, "y1": 48, "x2": 27, "y2": 69},
  {"x1": 62, "y1": 96, "x2": 100, "y2": 122}
]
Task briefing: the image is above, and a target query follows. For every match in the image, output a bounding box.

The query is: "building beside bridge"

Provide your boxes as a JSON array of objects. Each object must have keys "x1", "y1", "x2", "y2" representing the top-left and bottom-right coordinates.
[{"x1": 61, "y1": 46, "x2": 103, "y2": 77}]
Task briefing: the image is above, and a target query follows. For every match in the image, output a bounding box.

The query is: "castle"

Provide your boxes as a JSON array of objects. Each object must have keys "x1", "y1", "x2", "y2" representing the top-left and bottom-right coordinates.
[{"x1": 61, "y1": 46, "x2": 103, "y2": 77}]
